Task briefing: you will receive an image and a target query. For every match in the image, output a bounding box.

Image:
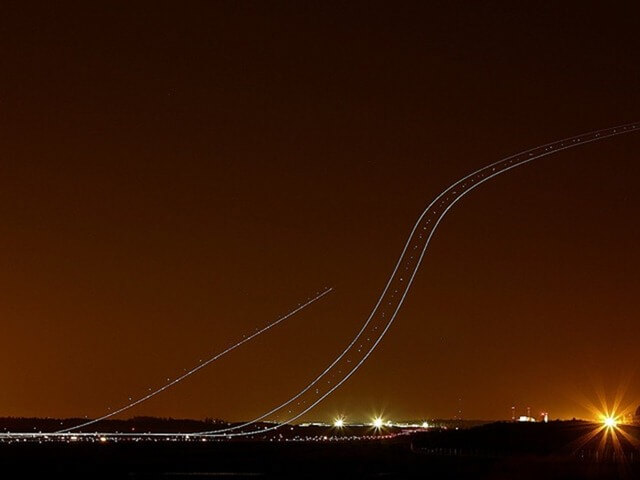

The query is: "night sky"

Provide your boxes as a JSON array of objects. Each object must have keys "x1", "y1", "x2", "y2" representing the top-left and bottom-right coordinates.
[{"x1": 2, "y1": 2, "x2": 640, "y2": 423}]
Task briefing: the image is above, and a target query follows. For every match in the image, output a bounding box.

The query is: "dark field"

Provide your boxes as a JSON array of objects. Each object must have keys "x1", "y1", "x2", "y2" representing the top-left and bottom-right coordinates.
[{"x1": 1, "y1": 421, "x2": 638, "y2": 479}]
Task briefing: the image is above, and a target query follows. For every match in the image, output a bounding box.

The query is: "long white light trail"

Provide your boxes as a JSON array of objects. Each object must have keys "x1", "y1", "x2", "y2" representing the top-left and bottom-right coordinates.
[
  {"x1": 7, "y1": 123, "x2": 637, "y2": 440},
  {"x1": 56, "y1": 287, "x2": 333, "y2": 433},
  {"x1": 194, "y1": 122, "x2": 639, "y2": 437}
]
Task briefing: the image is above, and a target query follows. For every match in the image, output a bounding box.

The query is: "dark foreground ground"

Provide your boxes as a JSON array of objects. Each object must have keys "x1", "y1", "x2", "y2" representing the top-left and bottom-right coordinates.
[{"x1": 1, "y1": 421, "x2": 638, "y2": 479}]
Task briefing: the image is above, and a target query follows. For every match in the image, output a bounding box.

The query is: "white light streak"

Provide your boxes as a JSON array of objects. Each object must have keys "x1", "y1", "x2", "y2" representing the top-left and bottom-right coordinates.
[
  {"x1": 56, "y1": 287, "x2": 332, "y2": 434},
  {"x1": 194, "y1": 122, "x2": 639, "y2": 438}
]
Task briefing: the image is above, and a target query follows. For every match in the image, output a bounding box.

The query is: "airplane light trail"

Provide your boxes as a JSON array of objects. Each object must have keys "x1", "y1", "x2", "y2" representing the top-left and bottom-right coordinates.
[
  {"x1": 6, "y1": 122, "x2": 637, "y2": 440},
  {"x1": 56, "y1": 287, "x2": 333, "y2": 434},
  {"x1": 193, "y1": 122, "x2": 639, "y2": 438}
]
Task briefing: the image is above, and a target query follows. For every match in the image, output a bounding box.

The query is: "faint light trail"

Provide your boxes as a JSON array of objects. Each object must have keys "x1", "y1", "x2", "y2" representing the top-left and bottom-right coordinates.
[
  {"x1": 55, "y1": 287, "x2": 333, "y2": 434},
  {"x1": 194, "y1": 122, "x2": 639, "y2": 438}
]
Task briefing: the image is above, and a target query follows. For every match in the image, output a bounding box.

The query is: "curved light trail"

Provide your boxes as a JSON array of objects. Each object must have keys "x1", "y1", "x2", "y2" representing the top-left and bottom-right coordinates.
[
  {"x1": 195, "y1": 122, "x2": 639, "y2": 437},
  {"x1": 56, "y1": 287, "x2": 333, "y2": 433}
]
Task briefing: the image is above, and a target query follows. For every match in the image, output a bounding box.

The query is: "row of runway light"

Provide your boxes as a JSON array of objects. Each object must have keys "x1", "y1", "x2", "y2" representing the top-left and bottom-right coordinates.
[
  {"x1": 1, "y1": 415, "x2": 425, "y2": 442},
  {"x1": 0, "y1": 431, "x2": 400, "y2": 443},
  {"x1": 57, "y1": 121, "x2": 639, "y2": 437}
]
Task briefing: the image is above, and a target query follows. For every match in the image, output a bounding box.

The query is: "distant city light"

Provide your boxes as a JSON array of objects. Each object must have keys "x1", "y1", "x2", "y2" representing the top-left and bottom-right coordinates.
[
  {"x1": 518, "y1": 415, "x2": 536, "y2": 423},
  {"x1": 421, "y1": 421, "x2": 429, "y2": 428},
  {"x1": 604, "y1": 416, "x2": 617, "y2": 428},
  {"x1": 333, "y1": 417, "x2": 344, "y2": 428},
  {"x1": 372, "y1": 417, "x2": 384, "y2": 429}
]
